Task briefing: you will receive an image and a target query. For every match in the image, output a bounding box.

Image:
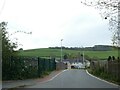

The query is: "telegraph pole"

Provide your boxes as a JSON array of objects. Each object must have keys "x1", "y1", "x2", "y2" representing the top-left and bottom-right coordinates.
[{"x1": 61, "y1": 39, "x2": 63, "y2": 62}]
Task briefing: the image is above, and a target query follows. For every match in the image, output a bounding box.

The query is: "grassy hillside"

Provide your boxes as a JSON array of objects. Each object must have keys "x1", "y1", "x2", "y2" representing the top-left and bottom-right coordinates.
[{"x1": 15, "y1": 48, "x2": 118, "y2": 60}]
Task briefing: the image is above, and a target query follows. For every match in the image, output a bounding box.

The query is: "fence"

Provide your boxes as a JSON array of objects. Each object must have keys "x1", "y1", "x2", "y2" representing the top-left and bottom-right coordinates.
[
  {"x1": 90, "y1": 60, "x2": 108, "y2": 72},
  {"x1": 90, "y1": 59, "x2": 120, "y2": 80},
  {"x1": 108, "y1": 60, "x2": 120, "y2": 78},
  {"x1": 2, "y1": 56, "x2": 56, "y2": 80},
  {"x1": 56, "y1": 62, "x2": 67, "y2": 70}
]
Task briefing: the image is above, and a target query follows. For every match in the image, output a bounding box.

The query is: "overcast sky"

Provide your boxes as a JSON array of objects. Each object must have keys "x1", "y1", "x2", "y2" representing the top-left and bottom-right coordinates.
[{"x1": 0, "y1": 0, "x2": 112, "y2": 50}]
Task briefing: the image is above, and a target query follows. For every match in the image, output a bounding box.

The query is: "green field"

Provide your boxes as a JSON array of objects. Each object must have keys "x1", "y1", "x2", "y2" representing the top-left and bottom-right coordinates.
[{"x1": 15, "y1": 48, "x2": 118, "y2": 60}]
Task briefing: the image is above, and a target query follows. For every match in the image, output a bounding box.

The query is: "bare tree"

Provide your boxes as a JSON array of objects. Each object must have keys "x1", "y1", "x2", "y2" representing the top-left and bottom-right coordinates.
[{"x1": 81, "y1": 0, "x2": 120, "y2": 47}]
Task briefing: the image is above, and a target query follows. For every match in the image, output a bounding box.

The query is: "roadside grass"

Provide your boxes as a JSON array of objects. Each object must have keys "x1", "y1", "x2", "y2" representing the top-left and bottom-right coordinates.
[
  {"x1": 40, "y1": 71, "x2": 51, "y2": 78},
  {"x1": 14, "y1": 48, "x2": 118, "y2": 60},
  {"x1": 87, "y1": 68, "x2": 120, "y2": 85}
]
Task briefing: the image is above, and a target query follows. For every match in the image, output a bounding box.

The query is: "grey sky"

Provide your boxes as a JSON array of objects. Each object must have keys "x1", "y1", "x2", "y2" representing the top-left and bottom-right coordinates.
[{"x1": 0, "y1": 0, "x2": 112, "y2": 50}]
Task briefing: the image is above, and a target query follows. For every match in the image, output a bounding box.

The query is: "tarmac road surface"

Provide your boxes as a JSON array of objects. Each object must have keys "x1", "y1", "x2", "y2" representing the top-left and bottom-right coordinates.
[{"x1": 25, "y1": 69, "x2": 119, "y2": 88}]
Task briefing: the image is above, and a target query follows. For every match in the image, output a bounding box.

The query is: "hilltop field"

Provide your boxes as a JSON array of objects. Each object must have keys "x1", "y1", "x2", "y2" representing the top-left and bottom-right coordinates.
[{"x1": 15, "y1": 48, "x2": 118, "y2": 60}]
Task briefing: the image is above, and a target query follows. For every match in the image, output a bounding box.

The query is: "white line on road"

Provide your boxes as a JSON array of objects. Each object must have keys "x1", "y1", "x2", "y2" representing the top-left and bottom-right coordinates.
[
  {"x1": 39, "y1": 69, "x2": 68, "y2": 84},
  {"x1": 86, "y1": 70, "x2": 119, "y2": 87},
  {"x1": 49, "y1": 69, "x2": 68, "y2": 81}
]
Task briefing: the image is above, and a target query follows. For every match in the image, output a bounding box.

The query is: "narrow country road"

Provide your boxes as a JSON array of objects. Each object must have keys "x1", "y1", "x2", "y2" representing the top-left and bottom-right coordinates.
[{"x1": 25, "y1": 69, "x2": 119, "y2": 88}]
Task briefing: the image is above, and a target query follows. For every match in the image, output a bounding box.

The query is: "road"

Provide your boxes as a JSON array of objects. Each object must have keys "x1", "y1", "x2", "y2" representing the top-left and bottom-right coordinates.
[{"x1": 25, "y1": 69, "x2": 119, "y2": 88}]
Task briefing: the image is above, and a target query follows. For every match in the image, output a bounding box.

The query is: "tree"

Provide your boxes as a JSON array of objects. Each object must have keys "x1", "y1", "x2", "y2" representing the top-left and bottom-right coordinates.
[
  {"x1": 0, "y1": 22, "x2": 18, "y2": 80},
  {"x1": 19, "y1": 48, "x2": 23, "y2": 51},
  {"x1": 1, "y1": 21, "x2": 32, "y2": 80},
  {"x1": 63, "y1": 54, "x2": 68, "y2": 60},
  {"x1": 0, "y1": 22, "x2": 17, "y2": 59},
  {"x1": 1, "y1": 22, "x2": 17, "y2": 54},
  {"x1": 81, "y1": 0, "x2": 120, "y2": 47}
]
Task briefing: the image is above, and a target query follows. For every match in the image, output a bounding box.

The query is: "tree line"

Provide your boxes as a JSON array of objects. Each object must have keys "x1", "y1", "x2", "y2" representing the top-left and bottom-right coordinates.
[{"x1": 49, "y1": 45, "x2": 115, "y2": 51}]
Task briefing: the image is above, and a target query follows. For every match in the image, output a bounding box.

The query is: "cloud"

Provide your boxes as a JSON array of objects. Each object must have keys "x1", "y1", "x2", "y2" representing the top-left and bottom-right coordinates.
[{"x1": 0, "y1": 0, "x2": 111, "y2": 49}]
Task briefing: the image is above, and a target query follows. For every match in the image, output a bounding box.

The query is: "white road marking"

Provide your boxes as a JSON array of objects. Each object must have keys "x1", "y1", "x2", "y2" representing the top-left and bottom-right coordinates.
[
  {"x1": 49, "y1": 69, "x2": 68, "y2": 81},
  {"x1": 39, "y1": 69, "x2": 68, "y2": 84},
  {"x1": 86, "y1": 70, "x2": 119, "y2": 87}
]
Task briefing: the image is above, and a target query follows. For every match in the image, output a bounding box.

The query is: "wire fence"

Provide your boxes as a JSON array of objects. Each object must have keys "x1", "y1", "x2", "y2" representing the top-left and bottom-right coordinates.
[{"x1": 2, "y1": 56, "x2": 56, "y2": 80}]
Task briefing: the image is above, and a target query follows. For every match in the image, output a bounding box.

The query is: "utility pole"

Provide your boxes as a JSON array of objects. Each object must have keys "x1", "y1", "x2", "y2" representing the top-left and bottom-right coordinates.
[
  {"x1": 82, "y1": 46, "x2": 85, "y2": 67},
  {"x1": 83, "y1": 50, "x2": 84, "y2": 66},
  {"x1": 61, "y1": 39, "x2": 63, "y2": 62}
]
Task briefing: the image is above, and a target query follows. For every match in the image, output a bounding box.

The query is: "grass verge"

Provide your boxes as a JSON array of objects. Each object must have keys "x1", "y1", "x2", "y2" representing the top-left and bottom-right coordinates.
[{"x1": 87, "y1": 68, "x2": 120, "y2": 85}]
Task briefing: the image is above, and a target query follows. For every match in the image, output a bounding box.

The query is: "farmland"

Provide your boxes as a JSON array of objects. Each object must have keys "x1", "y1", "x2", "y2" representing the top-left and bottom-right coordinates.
[{"x1": 15, "y1": 48, "x2": 118, "y2": 60}]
